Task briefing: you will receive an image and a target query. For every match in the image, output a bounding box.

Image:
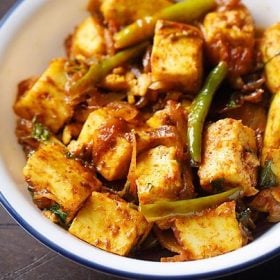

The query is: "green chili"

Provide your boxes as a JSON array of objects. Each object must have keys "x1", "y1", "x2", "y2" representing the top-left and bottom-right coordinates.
[
  {"x1": 70, "y1": 41, "x2": 149, "y2": 100},
  {"x1": 140, "y1": 187, "x2": 241, "y2": 222},
  {"x1": 114, "y1": 0, "x2": 216, "y2": 49},
  {"x1": 187, "y1": 61, "x2": 228, "y2": 166}
]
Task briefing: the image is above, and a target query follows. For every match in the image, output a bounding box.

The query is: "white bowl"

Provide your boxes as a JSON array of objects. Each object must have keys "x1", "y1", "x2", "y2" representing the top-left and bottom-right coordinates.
[{"x1": 0, "y1": 0, "x2": 279, "y2": 279}]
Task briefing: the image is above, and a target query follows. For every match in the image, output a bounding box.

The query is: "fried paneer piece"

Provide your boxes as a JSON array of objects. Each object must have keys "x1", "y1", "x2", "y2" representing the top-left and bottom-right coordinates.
[
  {"x1": 67, "y1": 16, "x2": 106, "y2": 59},
  {"x1": 171, "y1": 201, "x2": 243, "y2": 260},
  {"x1": 23, "y1": 141, "x2": 101, "y2": 223},
  {"x1": 203, "y1": 4, "x2": 255, "y2": 77},
  {"x1": 151, "y1": 20, "x2": 203, "y2": 94},
  {"x1": 68, "y1": 107, "x2": 132, "y2": 181},
  {"x1": 198, "y1": 118, "x2": 259, "y2": 196},
  {"x1": 261, "y1": 91, "x2": 280, "y2": 175},
  {"x1": 263, "y1": 91, "x2": 280, "y2": 150},
  {"x1": 14, "y1": 59, "x2": 72, "y2": 133},
  {"x1": 98, "y1": 0, "x2": 172, "y2": 28},
  {"x1": 260, "y1": 23, "x2": 280, "y2": 94},
  {"x1": 136, "y1": 145, "x2": 186, "y2": 205},
  {"x1": 69, "y1": 191, "x2": 151, "y2": 256},
  {"x1": 251, "y1": 186, "x2": 280, "y2": 222}
]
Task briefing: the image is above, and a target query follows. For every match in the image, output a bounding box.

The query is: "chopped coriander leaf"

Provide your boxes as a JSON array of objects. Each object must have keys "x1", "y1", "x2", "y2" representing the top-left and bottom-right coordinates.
[
  {"x1": 49, "y1": 204, "x2": 68, "y2": 223},
  {"x1": 32, "y1": 120, "x2": 50, "y2": 142},
  {"x1": 260, "y1": 160, "x2": 278, "y2": 188}
]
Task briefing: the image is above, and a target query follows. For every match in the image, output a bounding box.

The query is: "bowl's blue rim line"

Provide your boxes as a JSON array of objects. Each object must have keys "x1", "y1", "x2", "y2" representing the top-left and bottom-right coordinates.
[
  {"x1": 0, "y1": 1, "x2": 280, "y2": 279},
  {"x1": 0, "y1": 0, "x2": 25, "y2": 28}
]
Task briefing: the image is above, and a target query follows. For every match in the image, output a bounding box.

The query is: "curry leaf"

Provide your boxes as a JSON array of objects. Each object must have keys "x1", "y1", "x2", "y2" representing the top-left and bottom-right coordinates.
[{"x1": 259, "y1": 160, "x2": 278, "y2": 188}]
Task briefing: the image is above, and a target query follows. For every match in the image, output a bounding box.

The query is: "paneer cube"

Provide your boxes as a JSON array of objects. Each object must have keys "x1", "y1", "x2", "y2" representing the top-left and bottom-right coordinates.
[
  {"x1": 136, "y1": 145, "x2": 184, "y2": 205},
  {"x1": 261, "y1": 91, "x2": 280, "y2": 179},
  {"x1": 260, "y1": 23, "x2": 280, "y2": 94},
  {"x1": 203, "y1": 4, "x2": 254, "y2": 77},
  {"x1": 68, "y1": 16, "x2": 106, "y2": 59},
  {"x1": 99, "y1": 0, "x2": 172, "y2": 28},
  {"x1": 68, "y1": 108, "x2": 132, "y2": 181},
  {"x1": 96, "y1": 136, "x2": 132, "y2": 181},
  {"x1": 198, "y1": 118, "x2": 259, "y2": 196},
  {"x1": 69, "y1": 191, "x2": 151, "y2": 256},
  {"x1": 23, "y1": 141, "x2": 101, "y2": 223},
  {"x1": 14, "y1": 59, "x2": 72, "y2": 133},
  {"x1": 101, "y1": 73, "x2": 130, "y2": 91},
  {"x1": 263, "y1": 91, "x2": 280, "y2": 150},
  {"x1": 172, "y1": 201, "x2": 243, "y2": 260},
  {"x1": 151, "y1": 20, "x2": 203, "y2": 94}
]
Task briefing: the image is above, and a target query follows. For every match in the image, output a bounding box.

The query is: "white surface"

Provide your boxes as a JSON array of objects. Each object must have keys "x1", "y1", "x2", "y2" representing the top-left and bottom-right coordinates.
[{"x1": 0, "y1": 0, "x2": 279, "y2": 278}]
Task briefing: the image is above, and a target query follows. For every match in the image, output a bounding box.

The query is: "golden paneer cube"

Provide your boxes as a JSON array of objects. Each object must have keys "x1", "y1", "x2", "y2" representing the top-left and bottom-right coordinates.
[
  {"x1": 151, "y1": 20, "x2": 203, "y2": 94},
  {"x1": 99, "y1": 0, "x2": 172, "y2": 28},
  {"x1": 68, "y1": 16, "x2": 106, "y2": 59},
  {"x1": 263, "y1": 91, "x2": 280, "y2": 150},
  {"x1": 69, "y1": 191, "x2": 151, "y2": 256},
  {"x1": 96, "y1": 136, "x2": 132, "y2": 181},
  {"x1": 173, "y1": 201, "x2": 243, "y2": 260},
  {"x1": 198, "y1": 118, "x2": 259, "y2": 196},
  {"x1": 14, "y1": 59, "x2": 72, "y2": 133},
  {"x1": 68, "y1": 108, "x2": 132, "y2": 181},
  {"x1": 136, "y1": 145, "x2": 184, "y2": 205},
  {"x1": 23, "y1": 141, "x2": 101, "y2": 223},
  {"x1": 203, "y1": 4, "x2": 254, "y2": 77},
  {"x1": 260, "y1": 23, "x2": 280, "y2": 94}
]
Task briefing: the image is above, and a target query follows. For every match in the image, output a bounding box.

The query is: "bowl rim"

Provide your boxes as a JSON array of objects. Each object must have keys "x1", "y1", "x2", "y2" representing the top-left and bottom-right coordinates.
[{"x1": 0, "y1": 1, "x2": 279, "y2": 279}]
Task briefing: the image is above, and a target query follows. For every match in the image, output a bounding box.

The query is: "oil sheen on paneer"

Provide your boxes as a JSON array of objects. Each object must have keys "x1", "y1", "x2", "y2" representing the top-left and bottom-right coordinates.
[
  {"x1": 99, "y1": 0, "x2": 172, "y2": 28},
  {"x1": 172, "y1": 201, "x2": 243, "y2": 260},
  {"x1": 203, "y1": 4, "x2": 254, "y2": 77},
  {"x1": 136, "y1": 145, "x2": 185, "y2": 205},
  {"x1": 198, "y1": 118, "x2": 259, "y2": 196},
  {"x1": 13, "y1": 59, "x2": 72, "y2": 133},
  {"x1": 68, "y1": 107, "x2": 132, "y2": 181},
  {"x1": 67, "y1": 16, "x2": 106, "y2": 59},
  {"x1": 69, "y1": 191, "x2": 151, "y2": 256},
  {"x1": 251, "y1": 186, "x2": 280, "y2": 222},
  {"x1": 260, "y1": 23, "x2": 280, "y2": 94},
  {"x1": 23, "y1": 141, "x2": 101, "y2": 223},
  {"x1": 151, "y1": 20, "x2": 203, "y2": 94}
]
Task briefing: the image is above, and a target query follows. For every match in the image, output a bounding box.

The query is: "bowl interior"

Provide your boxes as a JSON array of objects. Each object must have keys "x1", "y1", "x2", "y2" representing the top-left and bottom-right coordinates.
[{"x1": 0, "y1": 0, "x2": 279, "y2": 279}]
